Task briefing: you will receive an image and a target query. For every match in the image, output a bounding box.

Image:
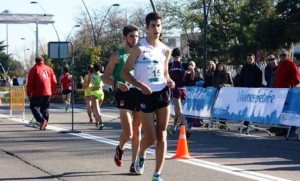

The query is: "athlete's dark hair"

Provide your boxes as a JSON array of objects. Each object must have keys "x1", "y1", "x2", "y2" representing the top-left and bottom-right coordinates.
[
  {"x1": 123, "y1": 25, "x2": 138, "y2": 36},
  {"x1": 93, "y1": 62, "x2": 101, "y2": 72},
  {"x1": 145, "y1": 12, "x2": 162, "y2": 27},
  {"x1": 63, "y1": 66, "x2": 69, "y2": 73},
  {"x1": 171, "y1": 48, "x2": 181, "y2": 57}
]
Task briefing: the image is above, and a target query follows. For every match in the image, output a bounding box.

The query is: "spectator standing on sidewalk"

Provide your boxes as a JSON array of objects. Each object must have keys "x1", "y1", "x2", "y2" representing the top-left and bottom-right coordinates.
[
  {"x1": 185, "y1": 61, "x2": 196, "y2": 86},
  {"x1": 233, "y1": 65, "x2": 243, "y2": 87},
  {"x1": 60, "y1": 66, "x2": 72, "y2": 112},
  {"x1": 101, "y1": 25, "x2": 141, "y2": 174},
  {"x1": 265, "y1": 57, "x2": 273, "y2": 87},
  {"x1": 213, "y1": 62, "x2": 233, "y2": 129},
  {"x1": 274, "y1": 49, "x2": 300, "y2": 136},
  {"x1": 213, "y1": 62, "x2": 233, "y2": 88},
  {"x1": 121, "y1": 12, "x2": 175, "y2": 181},
  {"x1": 275, "y1": 49, "x2": 300, "y2": 88},
  {"x1": 239, "y1": 53, "x2": 263, "y2": 127},
  {"x1": 203, "y1": 60, "x2": 216, "y2": 88},
  {"x1": 26, "y1": 56, "x2": 57, "y2": 130},
  {"x1": 265, "y1": 54, "x2": 278, "y2": 88}
]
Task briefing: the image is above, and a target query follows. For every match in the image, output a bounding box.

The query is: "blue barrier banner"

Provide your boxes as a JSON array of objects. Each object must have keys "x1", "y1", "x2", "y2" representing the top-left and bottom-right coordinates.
[
  {"x1": 279, "y1": 88, "x2": 300, "y2": 126},
  {"x1": 212, "y1": 87, "x2": 288, "y2": 125},
  {"x1": 170, "y1": 86, "x2": 217, "y2": 118}
]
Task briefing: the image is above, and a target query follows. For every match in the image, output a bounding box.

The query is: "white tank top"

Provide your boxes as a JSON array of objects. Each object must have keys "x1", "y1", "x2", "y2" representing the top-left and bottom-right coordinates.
[{"x1": 134, "y1": 38, "x2": 168, "y2": 92}]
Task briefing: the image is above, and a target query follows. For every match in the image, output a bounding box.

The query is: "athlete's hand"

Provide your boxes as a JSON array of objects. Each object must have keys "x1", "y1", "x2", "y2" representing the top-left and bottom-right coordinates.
[
  {"x1": 167, "y1": 79, "x2": 175, "y2": 89},
  {"x1": 139, "y1": 83, "x2": 152, "y2": 95},
  {"x1": 118, "y1": 82, "x2": 130, "y2": 92}
]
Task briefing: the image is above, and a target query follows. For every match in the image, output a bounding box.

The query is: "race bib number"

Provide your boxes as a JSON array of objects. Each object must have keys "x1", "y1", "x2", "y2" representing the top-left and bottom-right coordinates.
[{"x1": 147, "y1": 64, "x2": 162, "y2": 82}]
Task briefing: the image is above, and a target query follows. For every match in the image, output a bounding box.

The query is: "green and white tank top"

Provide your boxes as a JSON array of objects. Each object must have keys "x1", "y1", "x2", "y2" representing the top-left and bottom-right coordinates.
[
  {"x1": 91, "y1": 73, "x2": 103, "y2": 88},
  {"x1": 113, "y1": 48, "x2": 128, "y2": 83},
  {"x1": 113, "y1": 48, "x2": 134, "y2": 88}
]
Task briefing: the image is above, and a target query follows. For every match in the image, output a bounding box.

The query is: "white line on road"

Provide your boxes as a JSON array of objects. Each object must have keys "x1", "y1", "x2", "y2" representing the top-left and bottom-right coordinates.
[{"x1": 0, "y1": 114, "x2": 291, "y2": 181}]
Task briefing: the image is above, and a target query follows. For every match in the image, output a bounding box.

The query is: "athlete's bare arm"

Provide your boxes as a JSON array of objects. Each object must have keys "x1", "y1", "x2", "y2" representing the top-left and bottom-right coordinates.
[
  {"x1": 101, "y1": 52, "x2": 119, "y2": 87},
  {"x1": 121, "y1": 45, "x2": 152, "y2": 95},
  {"x1": 164, "y1": 47, "x2": 175, "y2": 88}
]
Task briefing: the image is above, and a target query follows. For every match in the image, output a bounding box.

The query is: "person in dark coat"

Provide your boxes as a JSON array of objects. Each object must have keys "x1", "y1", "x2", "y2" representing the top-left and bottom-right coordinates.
[
  {"x1": 233, "y1": 65, "x2": 243, "y2": 87},
  {"x1": 239, "y1": 53, "x2": 263, "y2": 127},
  {"x1": 239, "y1": 53, "x2": 262, "y2": 88},
  {"x1": 213, "y1": 63, "x2": 233, "y2": 88},
  {"x1": 203, "y1": 60, "x2": 216, "y2": 87}
]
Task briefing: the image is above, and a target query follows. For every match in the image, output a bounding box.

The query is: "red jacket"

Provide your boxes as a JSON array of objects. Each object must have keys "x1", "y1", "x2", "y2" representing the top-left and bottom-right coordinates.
[
  {"x1": 27, "y1": 62, "x2": 57, "y2": 97},
  {"x1": 275, "y1": 58, "x2": 300, "y2": 88}
]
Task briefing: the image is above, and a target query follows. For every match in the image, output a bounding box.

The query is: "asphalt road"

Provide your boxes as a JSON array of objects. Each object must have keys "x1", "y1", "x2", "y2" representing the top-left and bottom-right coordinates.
[{"x1": 0, "y1": 103, "x2": 299, "y2": 181}]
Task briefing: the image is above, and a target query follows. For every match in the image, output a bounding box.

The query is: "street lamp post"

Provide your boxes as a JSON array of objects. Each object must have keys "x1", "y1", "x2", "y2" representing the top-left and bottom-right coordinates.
[
  {"x1": 30, "y1": 1, "x2": 60, "y2": 41},
  {"x1": 1, "y1": 10, "x2": 11, "y2": 55},
  {"x1": 81, "y1": 0, "x2": 97, "y2": 46},
  {"x1": 66, "y1": 25, "x2": 80, "y2": 41},
  {"x1": 63, "y1": 25, "x2": 80, "y2": 75},
  {"x1": 35, "y1": 20, "x2": 39, "y2": 56},
  {"x1": 150, "y1": 0, "x2": 157, "y2": 12},
  {"x1": 81, "y1": 1, "x2": 119, "y2": 46},
  {"x1": 96, "y1": 3, "x2": 120, "y2": 45},
  {"x1": 6, "y1": 23, "x2": 8, "y2": 55}
]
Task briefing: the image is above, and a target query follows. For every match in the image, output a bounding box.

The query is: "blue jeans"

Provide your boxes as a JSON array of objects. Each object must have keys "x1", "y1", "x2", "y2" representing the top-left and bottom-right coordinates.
[{"x1": 29, "y1": 96, "x2": 51, "y2": 123}]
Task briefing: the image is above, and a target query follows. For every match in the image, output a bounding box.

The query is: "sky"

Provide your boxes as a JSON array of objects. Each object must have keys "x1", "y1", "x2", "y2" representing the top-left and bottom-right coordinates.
[{"x1": 0, "y1": 0, "x2": 154, "y2": 62}]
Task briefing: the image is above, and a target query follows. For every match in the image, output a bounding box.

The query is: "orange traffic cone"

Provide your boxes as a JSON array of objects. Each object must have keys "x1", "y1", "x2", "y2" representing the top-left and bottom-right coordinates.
[{"x1": 172, "y1": 125, "x2": 192, "y2": 159}]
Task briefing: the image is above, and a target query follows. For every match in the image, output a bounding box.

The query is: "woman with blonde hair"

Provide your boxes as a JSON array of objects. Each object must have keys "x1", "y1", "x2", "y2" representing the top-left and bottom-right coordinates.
[
  {"x1": 185, "y1": 61, "x2": 196, "y2": 86},
  {"x1": 83, "y1": 65, "x2": 94, "y2": 123},
  {"x1": 203, "y1": 60, "x2": 216, "y2": 87}
]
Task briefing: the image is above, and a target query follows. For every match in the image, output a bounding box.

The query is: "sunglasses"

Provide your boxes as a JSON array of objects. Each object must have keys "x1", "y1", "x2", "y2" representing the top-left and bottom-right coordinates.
[
  {"x1": 267, "y1": 58, "x2": 275, "y2": 61},
  {"x1": 279, "y1": 54, "x2": 287, "y2": 57}
]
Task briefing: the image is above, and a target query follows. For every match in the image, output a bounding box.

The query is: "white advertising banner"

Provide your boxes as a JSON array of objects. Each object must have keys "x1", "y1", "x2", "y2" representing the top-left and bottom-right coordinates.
[{"x1": 212, "y1": 87, "x2": 289, "y2": 125}]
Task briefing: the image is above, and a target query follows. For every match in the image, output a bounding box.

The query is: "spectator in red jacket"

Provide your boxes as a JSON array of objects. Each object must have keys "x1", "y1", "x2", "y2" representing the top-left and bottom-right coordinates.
[
  {"x1": 273, "y1": 49, "x2": 300, "y2": 136},
  {"x1": 27, "y1": 56, "x2": 57, "y2": 130},
  {"x1": 275, "y1": 49, "x2": 300, "y2": 88}
]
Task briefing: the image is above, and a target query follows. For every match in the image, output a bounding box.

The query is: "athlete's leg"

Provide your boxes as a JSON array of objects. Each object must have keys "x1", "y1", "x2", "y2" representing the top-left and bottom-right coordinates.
[
  {"x1": 85, "y1": 96, "x2": 93, "y2": 122},
  {"x1": 66, "y1": 92, "x2": 71, "y2": 105},
  {"x1": 173, "y1": 97, "x2": 185, "y2": 125},
  {"x1": 62, "y1": 93, "x2": 66, "y2": 105},
  {"x1": 154, "y1": 105, "x2": 169, "y2": 174},
  {"x1": 131, "y1": 111, "x2": 142, "y2": 162},
  {"x1": 91, "y1": 96, "x2": 100, "y2": 125},
  {"x1": 139, "y1": 112, "x2": 156, "y2": 157},
  {"x1": 119, "y1": 109, "x2": 133, "y2": 150}
]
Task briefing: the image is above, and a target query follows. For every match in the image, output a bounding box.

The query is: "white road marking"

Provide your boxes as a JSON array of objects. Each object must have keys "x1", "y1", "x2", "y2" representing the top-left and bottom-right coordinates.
[
  {"x1": 48, "y1": 108, "x2": 118, "y2": 118},
  {"x1": 0, "y1": 114, "x2": 291, "y2": 181}
]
